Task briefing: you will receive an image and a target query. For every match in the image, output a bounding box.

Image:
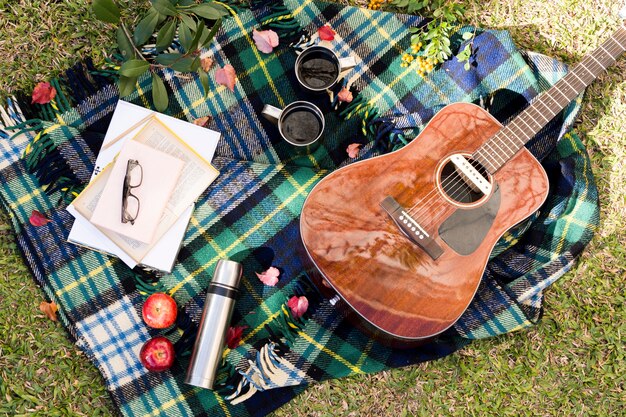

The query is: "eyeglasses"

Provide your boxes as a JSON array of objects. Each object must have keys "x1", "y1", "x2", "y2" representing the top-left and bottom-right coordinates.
[{"x1": 121, "y1": 159, "x2": 143, "y2": 225}]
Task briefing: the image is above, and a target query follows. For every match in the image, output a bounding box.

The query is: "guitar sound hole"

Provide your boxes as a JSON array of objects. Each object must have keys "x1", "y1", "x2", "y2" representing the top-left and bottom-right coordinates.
[{"x1": 440, "y1": 157, "x2": 491, "y2": 204}]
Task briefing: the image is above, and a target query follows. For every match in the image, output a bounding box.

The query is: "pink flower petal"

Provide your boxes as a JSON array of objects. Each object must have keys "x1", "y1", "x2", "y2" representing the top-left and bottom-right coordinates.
[
  {"x1": 253, "y1": 29, "x2": 279, "y2": 54},
  {"x1": 287, "y1": 295, "x2": 309, "y2": 319},
  {"x1": 318, "y1": 25, "x2": 336, "y2": 41},
  {"x1": 31, "y1": 82, "x2": 57, "y2": 105},
  {"x1": 346, "y1": 143, "x2": 362, "y2": 158},
  {"x1": 256, "y1": 266, "x2": 280, "y2": 286},
  {"x1": 337, "y1": 87, "x2": 353, "y2": 103},
  {"x1": 215, "y1": 64, "x2": 236, "y2": 92},
  {"x1": 226, "y1": 325, "x2": 248, "y2": 349},
  {"x1": 29, "y1": 210, "x2": 51, "y2": 227}
]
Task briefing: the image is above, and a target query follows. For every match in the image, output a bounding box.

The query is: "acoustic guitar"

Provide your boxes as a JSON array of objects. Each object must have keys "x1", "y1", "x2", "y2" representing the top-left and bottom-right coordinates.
[{"x1": 300, "y1": 23, "x2": 626, "y2": 344}]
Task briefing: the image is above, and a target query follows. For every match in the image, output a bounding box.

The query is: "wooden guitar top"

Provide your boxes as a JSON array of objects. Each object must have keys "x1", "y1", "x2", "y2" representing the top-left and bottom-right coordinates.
[{"x1": 300, "y1": 103, "x2": 549, "y2": 342}]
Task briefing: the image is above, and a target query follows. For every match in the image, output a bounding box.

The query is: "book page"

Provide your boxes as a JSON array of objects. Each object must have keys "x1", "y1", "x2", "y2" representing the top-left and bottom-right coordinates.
[{"x1": 131, "y1": 117, "x2": 219, "y2": 217}]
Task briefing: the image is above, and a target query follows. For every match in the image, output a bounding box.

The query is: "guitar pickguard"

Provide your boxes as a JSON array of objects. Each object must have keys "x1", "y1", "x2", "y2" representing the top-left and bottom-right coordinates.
[{"x1": 438, "y1": 185, "x2": 501, "y2": 255}]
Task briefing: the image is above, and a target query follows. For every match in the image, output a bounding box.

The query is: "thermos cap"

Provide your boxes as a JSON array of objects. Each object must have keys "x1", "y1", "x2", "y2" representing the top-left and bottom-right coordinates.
[{"x1": 212, "y1": 259, "x2": 243, "y2": 289}]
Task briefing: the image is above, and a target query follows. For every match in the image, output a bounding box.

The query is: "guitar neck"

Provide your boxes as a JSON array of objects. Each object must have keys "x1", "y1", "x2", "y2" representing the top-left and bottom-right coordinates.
[{"x1": 475, "y1": 24, "x2": 626, "y2": 173}]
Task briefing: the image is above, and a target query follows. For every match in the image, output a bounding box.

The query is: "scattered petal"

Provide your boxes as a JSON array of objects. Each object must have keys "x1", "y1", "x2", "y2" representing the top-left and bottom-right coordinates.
[
  {"x1": 226, "y1": 325, "x2": 248, "y2": 349},
  {"x1": 287, "y1": 295, "x2": 309, "y2": 319},
  {"x1": 253, "y1": 29, "x2": 279, "y2": 53},
  {"x1": 200, "y1": 57, "x2": 214, "y2": 72},
  {"x1": 346, "y1": 143, "x2": 362, "y2": 158},
  {"x1": 29, "y1": 210, "x2": 51, "y2": 227},
  {"x1": 192, "y1": 116, "x2": 210, "y2": 127},
  {"x1": 337, "y1": 87, "x2": 353, "y2": 103},
  {"x1": 318, "y1": 25, "x2": 336, "y2": 41},
  {"x1": 256, "y1": 266, "x2": 280, "y2": 286},
  {"x1": 215, "y1": 64, "x2": 237, "y2": 92},
  {"x1": 39, "y1": 301, "x2": 58, "y2": 321},
  {"x1": 32, "y1": 82, "x2": 57, "y2": 104}
]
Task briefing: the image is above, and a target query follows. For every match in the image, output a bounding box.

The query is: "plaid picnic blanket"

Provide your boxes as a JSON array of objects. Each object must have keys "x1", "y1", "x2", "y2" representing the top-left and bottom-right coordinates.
[{"x1": 0, "y1": 1, "x2": 599, "y2": 416}]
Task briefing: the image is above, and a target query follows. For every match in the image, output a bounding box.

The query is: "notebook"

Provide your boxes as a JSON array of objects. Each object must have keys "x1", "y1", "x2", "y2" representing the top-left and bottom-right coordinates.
[{"x1": 89, "y1": 141, "x2": 185, "y2": 244}]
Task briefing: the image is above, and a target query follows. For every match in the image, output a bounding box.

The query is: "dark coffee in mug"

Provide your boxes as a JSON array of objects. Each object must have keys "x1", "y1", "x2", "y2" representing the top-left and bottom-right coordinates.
[
  {"x1": 296, "y1": 49, "x2": 340, "y2": 89},
  {"x1": 281, "y1": 107, "x2": 323, "y2": 144}
]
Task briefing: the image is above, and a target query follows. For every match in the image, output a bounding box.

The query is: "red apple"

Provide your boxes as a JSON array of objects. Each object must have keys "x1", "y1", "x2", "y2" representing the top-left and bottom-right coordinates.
[
  {"x1": 139, "y1": 336, "x2": 175, "y2": 372},
  {"x1": 142, "y1": 293, "x2": 177, "y2": 329}
]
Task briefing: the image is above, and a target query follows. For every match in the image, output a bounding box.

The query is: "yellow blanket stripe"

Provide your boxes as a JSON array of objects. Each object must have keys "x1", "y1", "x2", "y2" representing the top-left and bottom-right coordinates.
[
  {"x1": 361, "y1": 8, "x2": 404, "y2": 55},
  {"x1": 135, "y1": 81, "x2": 152, "y2": 110},
  {"x1": 297, "y1": 330, "x2": 365, "y2": 375},
  {"x1": 367, "y1": 64, "x2": 417, "y2": 108},
  {"x1": 23, "y1": 124, "x2": 62, "y2": 155},
  {"x1": 354, "y1": 338, "x2": 375, "y2": 369},
  {"x1": 221, "y1": 308, "x2": 284, "y2": 358},
  {"x1": 178, "y1": 83, "x2": 229, "y2": 120},
  {"x1": 243, "y1": 309, "x2": 283, "y2": 343},
  {"x1": 553, "y1": 133, "x2": 591, "y2": 256},
  {"x1": 50, "y1": 100, "x2": 67, "y2": 125},
  {"x1": 55, "y1": 258, "x2": 117, "y2": 297},
  {"x1": 291, "y1": 0, "x2": 314, "y2": 17},
  {"x1": 7, "y1": 188, "x2": 43, "y2": 211},
  {"x1": 241, "y1": 272, "x2": 275, "y2": 317},
  {"x1": 142, "y1": 388, "x2": 232, "y2": 417},
  {"x1": 229, "y1": 9, "x2": 286, "y2": 108}
]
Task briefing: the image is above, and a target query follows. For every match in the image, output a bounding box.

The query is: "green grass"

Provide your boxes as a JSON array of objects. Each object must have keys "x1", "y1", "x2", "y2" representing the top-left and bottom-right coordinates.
[{"x1": 1, "y1": 0, "x2": 625, "y2": 415}]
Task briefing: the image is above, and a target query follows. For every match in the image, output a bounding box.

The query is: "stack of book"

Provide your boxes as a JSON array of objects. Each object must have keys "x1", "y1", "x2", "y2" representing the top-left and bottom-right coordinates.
[{"x1": 67, "y1": 100, "x2": 221, "y2": 272}]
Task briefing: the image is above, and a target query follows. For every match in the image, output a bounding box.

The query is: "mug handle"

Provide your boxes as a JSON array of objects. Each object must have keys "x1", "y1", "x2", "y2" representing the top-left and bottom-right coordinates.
[
  {"x1": 338, "y1": 55, "x2": 357, "y2": 72},
  {"x1": 261, "y1": 104, "x2": 283, "y2": 125}
]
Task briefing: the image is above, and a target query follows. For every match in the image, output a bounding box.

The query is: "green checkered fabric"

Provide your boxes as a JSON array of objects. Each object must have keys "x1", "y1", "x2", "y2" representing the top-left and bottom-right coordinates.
[{"x1": 0, "y1": 1, "x2": 599, "y2": 416}]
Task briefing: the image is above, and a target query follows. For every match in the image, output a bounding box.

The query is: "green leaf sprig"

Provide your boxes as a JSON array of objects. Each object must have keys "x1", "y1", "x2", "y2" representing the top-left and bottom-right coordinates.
[
  {"x1": 92, "y1": 0, "x2": 230, "y2": 112},
  {"x1": 392, "y1": 0, "x2": 474, "y2": 76}
]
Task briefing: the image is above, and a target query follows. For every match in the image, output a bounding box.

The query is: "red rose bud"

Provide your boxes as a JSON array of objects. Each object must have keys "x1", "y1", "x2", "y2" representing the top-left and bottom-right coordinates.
[
  {"x1": 287, "y1": 295, "x2": 309, "y2": 319},
  {"x1": 31, "y1": 82, "x2": 57, "y2": 104},
  {"x1": 226, "y1": 325, "x2": 248, "y2": 349},
  {"x1": 318, "y1": 25, "x2": 336, "y2": 41}
]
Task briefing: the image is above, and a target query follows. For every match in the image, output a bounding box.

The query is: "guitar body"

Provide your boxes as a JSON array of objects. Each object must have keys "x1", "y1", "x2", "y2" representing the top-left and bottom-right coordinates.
[{"x1": 300, "y1": 103, "x2": 550, "y2": 343}]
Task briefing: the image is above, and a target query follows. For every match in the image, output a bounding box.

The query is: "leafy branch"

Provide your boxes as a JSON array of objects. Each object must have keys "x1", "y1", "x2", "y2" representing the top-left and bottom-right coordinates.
[
  {"x1": 392, "y1": 0, "x2": 474, "y2": 75},
  {"x1": 92, "y1": 0, "x2": 230, "y2": 111}
]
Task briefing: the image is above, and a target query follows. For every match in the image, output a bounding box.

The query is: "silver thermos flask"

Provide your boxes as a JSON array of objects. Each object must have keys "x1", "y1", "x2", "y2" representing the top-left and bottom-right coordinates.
[{"x1": 185, "y1": 259, "x2": 243, "y2": 390}]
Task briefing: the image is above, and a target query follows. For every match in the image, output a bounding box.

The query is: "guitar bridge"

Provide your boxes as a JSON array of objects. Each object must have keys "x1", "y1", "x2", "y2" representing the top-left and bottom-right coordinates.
[{"x1": 380, "y1": 196, "x2": 444, "y2": 260}]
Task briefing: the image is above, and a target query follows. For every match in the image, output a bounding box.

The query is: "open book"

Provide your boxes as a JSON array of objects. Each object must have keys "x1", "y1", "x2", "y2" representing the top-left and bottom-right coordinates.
[{"x1": 72, "y1": 116, "x2": 219, "y2": 263}]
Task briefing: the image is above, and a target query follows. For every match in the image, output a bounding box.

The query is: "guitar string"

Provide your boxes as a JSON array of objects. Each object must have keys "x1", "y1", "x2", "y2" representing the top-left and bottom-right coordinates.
[
  {"x1": 401, "y1": 29, "x2": 626, "y2": 232},
  {"x1": 403, "y1": 98, "x2": 542, "y2": 220},
  {"x1": 473, "y1": 27, "x2": 626, "y2": 174},
  {"x1": 409, "y1": 28, "x2": 626, "y2": 229}
]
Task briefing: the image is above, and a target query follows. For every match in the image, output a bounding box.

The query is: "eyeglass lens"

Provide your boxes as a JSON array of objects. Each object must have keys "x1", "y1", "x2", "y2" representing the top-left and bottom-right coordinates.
[{"x1": 122, "y1": 159, "x2": 143, "y2": 225}]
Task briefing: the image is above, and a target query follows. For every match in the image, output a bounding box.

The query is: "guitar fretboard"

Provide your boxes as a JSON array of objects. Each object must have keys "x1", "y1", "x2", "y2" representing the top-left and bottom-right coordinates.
[{"x1": 474, "y1": 24, "x2": 626, "y2": 173}]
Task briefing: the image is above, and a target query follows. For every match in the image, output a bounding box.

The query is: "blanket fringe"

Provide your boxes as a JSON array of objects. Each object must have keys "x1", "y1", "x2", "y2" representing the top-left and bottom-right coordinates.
[
  {"x1": 134, "y1": 272, "x2": 168, "y2": 297},
  {"x1": 172, "y1": 310, "x2": 199, "y2": 358},
  {"x1": 4, "y1": 59, "x2": 117, "y2": 200},
  {"x1": 222, "y1": 277, "x2": 322, "y2": 403},
  {"x1": 225, "y1": 341, "x2": 307, "y2": 405},
  {"x1": 258, "y1": 3, "x2": 306, "y2": 42}
]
